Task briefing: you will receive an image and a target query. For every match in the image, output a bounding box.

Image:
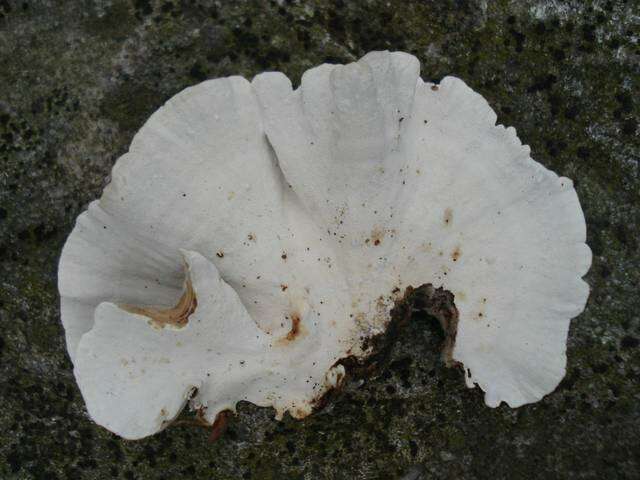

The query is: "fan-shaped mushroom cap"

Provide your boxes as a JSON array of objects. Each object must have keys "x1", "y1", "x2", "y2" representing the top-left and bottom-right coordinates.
[{"x1": 59, "y1": 51, "x2": 590, "y2": 439}]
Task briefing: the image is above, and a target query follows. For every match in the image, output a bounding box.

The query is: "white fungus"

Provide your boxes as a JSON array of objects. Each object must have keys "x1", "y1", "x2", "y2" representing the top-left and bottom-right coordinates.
[{"x1": 58, "y1": 51, "x2": 591, "y2": 440}]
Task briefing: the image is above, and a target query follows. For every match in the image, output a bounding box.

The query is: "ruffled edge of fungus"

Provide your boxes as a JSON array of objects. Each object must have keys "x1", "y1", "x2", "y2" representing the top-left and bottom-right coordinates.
[{"x1": 121, "y1": 277, "x2": 197, "y2": 330}]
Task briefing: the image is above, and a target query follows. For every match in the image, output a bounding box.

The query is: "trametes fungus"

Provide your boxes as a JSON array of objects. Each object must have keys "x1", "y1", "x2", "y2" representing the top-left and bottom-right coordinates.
[{"x1": 58, "y1": 51, "x2": 591, "y2": 440}]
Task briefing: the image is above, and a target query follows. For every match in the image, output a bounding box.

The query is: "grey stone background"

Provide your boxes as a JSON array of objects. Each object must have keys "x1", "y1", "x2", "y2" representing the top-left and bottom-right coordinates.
[{"x1": 0, "y1": 0, "x2": 638, "y2": 479}]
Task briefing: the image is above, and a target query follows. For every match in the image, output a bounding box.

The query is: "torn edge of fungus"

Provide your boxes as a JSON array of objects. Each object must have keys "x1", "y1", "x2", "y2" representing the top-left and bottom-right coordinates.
[
  {"x1": 208, "y1": 410, "x2": 232, "y2": 443},
  {"x1": 359, "y1": 284, "x2": 459, "y2": 368},
  {"x1": 310, "y1": 284, "x2": 460, "y2": 415},
  {"x1": 408, "y1": 284, "x2": 459, "y2": 366}
]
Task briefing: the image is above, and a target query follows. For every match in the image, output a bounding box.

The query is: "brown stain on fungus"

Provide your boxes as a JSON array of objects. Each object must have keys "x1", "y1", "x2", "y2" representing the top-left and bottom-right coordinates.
[
  {"x1": 370, "y1": 227, "x2": 385, "y2": 246},
  {"x1": 285, "y1": 314, "x2": 301, "y2": 341},
  {"x1": 451, "y1": 246, "x2": 461, "y2": 262},
  {"x1": 443, "y1": 208, "x2": 453, "y2": 225},
  {"x1": 277, "y1": 313, "x2": 306, "y2": 345},
  {"x1": 431, "y1": 84, "x2": 439, "y2": 91},
  {"x1": 209, "y1": 410, "x2": 231, "y2": 443},
  {"x1": 216, "y1": 250, "x2": 224, "y2": 258},
  {"x1": 122, "y1": 277, "x2": 197, "y2": 329},
  {"x1": 280, "y1": 284, "x2": 288, "y2": 292}
]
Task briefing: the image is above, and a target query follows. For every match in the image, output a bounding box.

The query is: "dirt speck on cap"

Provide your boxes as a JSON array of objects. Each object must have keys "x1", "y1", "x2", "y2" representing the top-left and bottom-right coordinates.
[
  {"x1": 444, "y1": 208, "x2": 453, "y2": 226},
  {"x1": 370, "y1": 227, "x2": 385, "y2": 246}
]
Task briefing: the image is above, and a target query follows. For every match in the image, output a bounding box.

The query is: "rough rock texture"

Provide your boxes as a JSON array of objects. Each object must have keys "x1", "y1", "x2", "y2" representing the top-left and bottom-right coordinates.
[{"x1": 0, "y1": 1, "x2": 638, "y2": 479}]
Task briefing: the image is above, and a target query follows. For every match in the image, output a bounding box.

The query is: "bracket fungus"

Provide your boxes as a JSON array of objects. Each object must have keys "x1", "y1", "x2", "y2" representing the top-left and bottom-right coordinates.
[{"x1": 58, "y1": 51, "x2": 591, "y2": 440}]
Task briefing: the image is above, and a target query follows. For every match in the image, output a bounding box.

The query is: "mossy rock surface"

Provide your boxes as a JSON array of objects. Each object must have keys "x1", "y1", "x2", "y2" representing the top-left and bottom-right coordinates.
[{"x1": 0, "y1": 1, "x2": 638, "y2": 479}]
